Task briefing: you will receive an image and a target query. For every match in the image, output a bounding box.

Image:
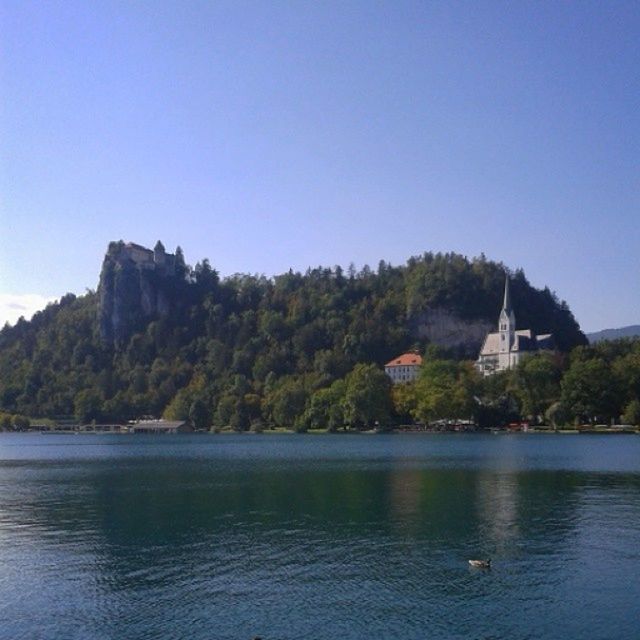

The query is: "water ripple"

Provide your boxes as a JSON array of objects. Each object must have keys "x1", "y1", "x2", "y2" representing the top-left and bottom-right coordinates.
[{"x1": 1, "y1": 433, "x2": 639, "y2": 639}]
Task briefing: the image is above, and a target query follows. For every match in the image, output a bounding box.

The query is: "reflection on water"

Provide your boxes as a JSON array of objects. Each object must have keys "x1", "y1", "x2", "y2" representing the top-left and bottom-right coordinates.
[
  {"x1": 0, "y1": 433, "x2": 639, "y2": 640},
  {"x1": 476, "y1": 472, "x2": 520, "y2": 548}
]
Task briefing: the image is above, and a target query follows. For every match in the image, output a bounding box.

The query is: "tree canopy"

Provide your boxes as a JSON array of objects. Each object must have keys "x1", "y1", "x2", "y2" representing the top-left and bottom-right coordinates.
[{"x1": 0, "y1": 245, "x2": 590, "y2": 430}]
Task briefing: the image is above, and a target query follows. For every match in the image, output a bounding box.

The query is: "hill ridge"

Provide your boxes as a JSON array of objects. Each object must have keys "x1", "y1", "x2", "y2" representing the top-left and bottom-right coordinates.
[{"x1": 0, "y1": 240, "x2": 587, "y2": 425}]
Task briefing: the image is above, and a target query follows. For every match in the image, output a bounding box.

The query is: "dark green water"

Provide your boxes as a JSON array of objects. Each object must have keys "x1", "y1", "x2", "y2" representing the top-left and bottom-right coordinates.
[{"x1": 0, "y1": 433, "x2": 639, "y2": 640}]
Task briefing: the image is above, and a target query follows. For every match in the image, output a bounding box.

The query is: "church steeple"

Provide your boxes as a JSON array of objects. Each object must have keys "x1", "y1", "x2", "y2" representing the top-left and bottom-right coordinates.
[
  {"x1": 502, "y1": 273, "x2": 513, "y2": 316},
  {"x1": 498, "y1": 273, "x2": 516, "y2": 357}
]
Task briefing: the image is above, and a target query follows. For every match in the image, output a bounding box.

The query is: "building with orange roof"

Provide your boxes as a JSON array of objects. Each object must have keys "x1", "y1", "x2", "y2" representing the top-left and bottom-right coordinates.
[{"x1": 384, "y1": 352, "x2": 423, "y2": 384}]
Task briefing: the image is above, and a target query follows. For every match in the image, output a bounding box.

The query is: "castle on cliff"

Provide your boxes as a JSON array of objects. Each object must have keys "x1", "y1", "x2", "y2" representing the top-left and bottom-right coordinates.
[
  {"x1": 98, "y1": 240, "x2": 182, "y2": 344},
  {"x1": 118, "y1": 241, "x2": 176, "y2": 275}
]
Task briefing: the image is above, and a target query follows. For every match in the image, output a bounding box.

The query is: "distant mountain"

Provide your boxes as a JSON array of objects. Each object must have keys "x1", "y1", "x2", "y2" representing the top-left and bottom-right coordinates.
[{"x1": 587, "y1": 325, "x2": 640, "y2": 343}]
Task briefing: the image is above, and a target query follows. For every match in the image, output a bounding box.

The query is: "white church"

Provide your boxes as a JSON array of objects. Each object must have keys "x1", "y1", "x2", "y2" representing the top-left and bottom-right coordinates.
[{"x1": 476, "y1": 275, "x2": 554, "y2": 376}]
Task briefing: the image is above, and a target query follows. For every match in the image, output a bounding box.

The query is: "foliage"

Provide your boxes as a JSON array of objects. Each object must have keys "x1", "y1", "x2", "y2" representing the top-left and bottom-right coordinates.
[
  {"x1": 545, "y1": 401, "x2": 570, "y2": 429},
  {"x1": 188, "y1": 398, "x2": 210, "y2": 430},
  {"x1": 560, "y1": 353, "x2": 621, "y2": 423},
  {"x1": 342, "y1": 364, "x2": 393, "y2": 428},
  {"x1": 0, "y1": 244, "x2": 590, "y2": 429},
  {"x1": 621, "y1": 399, "x2": 640, "y2": 426},
  {"x1": 391, "y1": 382, "x2": 418, "y2": 423},
  {"x1": 512, "y1": 353, "x2": 562, "y2": 422},
  {"x1": 263, "y1": 376, "x2": 308, "y2": 429},
  {"x1": 411, "y1": 360, "x2": 478, "y2": 424},
  {"x1": 74, "y1": 389, "x2": 102, "y2": 424},
  {"x1": 474, "y1": 370, "x2": 520, "y2": 428},
  {"x1": 300, "y1": 380, "x2": 346, "y2": 431},
  {"x1": 12, "y1": 414, "x2": 30, "y2": 430}
]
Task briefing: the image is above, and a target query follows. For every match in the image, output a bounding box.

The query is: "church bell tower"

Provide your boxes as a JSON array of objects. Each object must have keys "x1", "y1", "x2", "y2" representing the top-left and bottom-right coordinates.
[{"x1": 498, "y1": 274, "x2": 516, "y2": 369}]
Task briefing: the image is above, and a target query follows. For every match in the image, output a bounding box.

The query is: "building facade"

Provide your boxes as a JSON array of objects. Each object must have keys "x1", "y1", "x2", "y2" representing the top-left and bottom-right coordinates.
[
  {"x1": 476, "y1": 276, "x2": 554, "y2": 376},
  {"x1": 121, "y1": 241, "x2": 176, "y2": 275},
  {"x1": 385, "y1": 352, "x2": 423, "y2": 384}
]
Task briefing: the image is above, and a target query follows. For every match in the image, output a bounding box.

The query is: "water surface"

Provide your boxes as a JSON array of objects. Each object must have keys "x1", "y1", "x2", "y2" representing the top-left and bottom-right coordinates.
[{"x1": 1, "y1": 433, "x2": 639, "y2": 639}]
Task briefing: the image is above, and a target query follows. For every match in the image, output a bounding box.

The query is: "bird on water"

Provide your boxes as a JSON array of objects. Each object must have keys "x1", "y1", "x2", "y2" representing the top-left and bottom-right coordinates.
[{"x1": 468, "y1": 559, "x2": 491, "y2": 569}]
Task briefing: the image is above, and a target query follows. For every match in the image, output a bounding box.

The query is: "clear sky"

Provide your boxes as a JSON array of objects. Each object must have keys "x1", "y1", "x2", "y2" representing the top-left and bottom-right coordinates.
[{"x1": 1, "y1": 1, "x2": 638, "y2": 332}]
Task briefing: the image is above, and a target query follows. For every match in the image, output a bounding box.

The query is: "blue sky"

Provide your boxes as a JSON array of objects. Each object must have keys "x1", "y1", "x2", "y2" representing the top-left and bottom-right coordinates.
[{"x1": 1, "y1": 0, "x2": 638, "y2": 332}]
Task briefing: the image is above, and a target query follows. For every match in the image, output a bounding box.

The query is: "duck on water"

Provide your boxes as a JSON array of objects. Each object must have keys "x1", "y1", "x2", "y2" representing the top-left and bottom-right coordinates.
[{"x1": 468, "y1": 559, "x2": 491, "y2": 569}]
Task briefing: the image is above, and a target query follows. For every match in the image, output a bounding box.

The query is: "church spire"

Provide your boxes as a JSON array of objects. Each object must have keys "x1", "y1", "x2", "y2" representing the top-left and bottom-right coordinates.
[
  {"x1": 502, "y1": 272, "x2": 512, "y2": 315},
  {"x1": 498, "y1": 273, "x2": 516, "y2": 335}
]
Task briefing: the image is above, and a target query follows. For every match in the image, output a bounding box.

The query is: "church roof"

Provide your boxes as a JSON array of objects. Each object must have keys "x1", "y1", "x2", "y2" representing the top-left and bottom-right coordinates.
[
  {"x1": 536, "y1": 334, "x2": 554, "y2": 349},
  {"x1": 480, "y1": 333, "x2": 500, "y2": 355},
  {"x1": 385, "y1": 353, "x2": 423, "y2": 367},
  {"x1": 513, "y1": 332, "x2": 536, "y2": 352},
  {"x1": 480, "y1": 330, "x2": 554, "y2": 356}
]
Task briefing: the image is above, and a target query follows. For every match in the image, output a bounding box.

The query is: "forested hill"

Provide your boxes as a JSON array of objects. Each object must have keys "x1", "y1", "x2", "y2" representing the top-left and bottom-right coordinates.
[
  {"x1": 0, "y1": 242, "x2": 586, "y2": 425},
  {"x1": 587, "y1": 325, "x2": 640, "y2": 344}
]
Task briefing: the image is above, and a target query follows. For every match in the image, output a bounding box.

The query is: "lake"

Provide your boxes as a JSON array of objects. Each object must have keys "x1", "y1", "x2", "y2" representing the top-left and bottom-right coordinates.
[{"x1": 0, "y1": 433, "x2": 639, "y2": 640}]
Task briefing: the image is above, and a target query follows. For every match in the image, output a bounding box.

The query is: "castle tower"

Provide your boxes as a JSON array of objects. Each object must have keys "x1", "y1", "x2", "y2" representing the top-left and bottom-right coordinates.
[
  {"x1": 498, "y1": 274, "x2": 516, "y2": 369},
  {"x1": 154, "y1": 240, "x2": 166, "y2": 267}
]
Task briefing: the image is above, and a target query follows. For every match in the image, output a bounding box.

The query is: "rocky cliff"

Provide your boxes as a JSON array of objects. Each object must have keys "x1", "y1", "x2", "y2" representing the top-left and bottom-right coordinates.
[
  {"x1": 410, "y1": 308, "x2": 493, "y2": 356},
  {"x1": 98, "y1": 241, "x2": 176, "y2": 345}
]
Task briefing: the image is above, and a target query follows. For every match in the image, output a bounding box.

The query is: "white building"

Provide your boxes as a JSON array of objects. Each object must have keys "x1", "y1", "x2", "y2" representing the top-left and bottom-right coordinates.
[
  {"x1": 385, "y1": 352, "x2": 423, "y2": 384},
  {"x1": 476, "y1": 275, "x2": 554, "y2": 376}
]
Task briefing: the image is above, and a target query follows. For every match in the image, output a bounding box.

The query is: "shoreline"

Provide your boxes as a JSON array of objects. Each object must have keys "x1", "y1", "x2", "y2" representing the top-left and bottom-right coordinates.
[{"x1": 2, "y1": 427, "x2": 638, "y2": 436}]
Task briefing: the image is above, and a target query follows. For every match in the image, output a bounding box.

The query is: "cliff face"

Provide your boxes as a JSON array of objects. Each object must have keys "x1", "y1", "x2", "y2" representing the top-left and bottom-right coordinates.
[
  {"x1": 98, "y1": 241, "x2": 175, "y2": 345},
  {"x1": 410, "y1": 308, "x2": 493, "y2": 356}
]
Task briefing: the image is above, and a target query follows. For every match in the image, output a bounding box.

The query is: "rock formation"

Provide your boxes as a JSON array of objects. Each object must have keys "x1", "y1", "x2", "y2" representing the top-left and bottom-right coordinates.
[
  {"x1": 98, "y1": 241, "x2": 178, "y2": 345},
  {"x1": 410, "y1": 308, "x2": 493, "y2": 356}
]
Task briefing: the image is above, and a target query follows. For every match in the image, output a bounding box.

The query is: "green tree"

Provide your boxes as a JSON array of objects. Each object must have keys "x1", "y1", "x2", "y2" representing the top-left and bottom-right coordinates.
[
  {"x1": 214, "y1": 395, "x2": 236, "y2": 427},
  {"x1": 74, "y1": 389, "x2": 102, "y2": 423},
  {"x1": 342, "y1": 364, "x2": 392, "y2": 428},
  {"x1": 545, "y1": 401, "x2": 570, "y2": 429},
  {"x1": 612, "y1": 343, "x2": 640, "y2": 406},
  {"x1": 301, "y1": 379, "x2": 346, "y2": 431},
  {"x1": 12, "y1": 414, "x2": 31, "y2": 430},
  {"x1": 414, "y1": 360, "x2": 476, "y2": 424},
  {"x1": 622, "y1": 399, "x2": 640, "y2": 426},
  {"x1": 475, "y1": 369, "x2": 522, "y2": 428},
  {"x1": 391, "y1": 381, "x2": 417, "y2": 423},
  {"x1": 263, "y1": 378, "x2": 307, "y2": 428},
  {"x1": 163, "y1": 389, "x2": 192, "y2": 421},
  {"x1": 230, "y1": 397, "x2": 250, "y2": 431},
  {"x1": 188, "y1": 398, "x2": 209, "y2": 430},
  {"x1": 560, "y1": 357, "x2": 620, "y2": 423},
  {"x1": 513, "y1": 353, "x2": 561, "y2": 422}
]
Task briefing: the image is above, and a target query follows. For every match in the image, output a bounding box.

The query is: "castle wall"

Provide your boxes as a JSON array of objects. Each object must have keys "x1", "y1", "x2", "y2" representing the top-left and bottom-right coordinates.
[{"x1": 124, "y1": 244, "x2": 154, "y2": 265}]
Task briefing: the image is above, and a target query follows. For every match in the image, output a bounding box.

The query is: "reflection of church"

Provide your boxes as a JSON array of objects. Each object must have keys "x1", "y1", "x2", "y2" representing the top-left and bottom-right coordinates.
[
  {"x1": 476, "y1": 275, "x2": 554, "y2": 376},
  {"x1": 476, "y1": 471, "x2": 520, "y2": 545}
]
